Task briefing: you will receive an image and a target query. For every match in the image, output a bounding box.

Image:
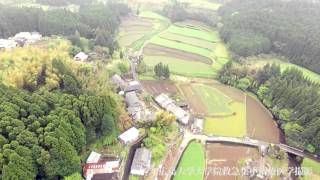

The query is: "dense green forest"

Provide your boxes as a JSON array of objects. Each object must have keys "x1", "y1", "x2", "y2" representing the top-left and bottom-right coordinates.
[
  {"x1": 36, "y1": 0, "x2": 93, "y2": 6},
  {"x1": 161, "y1": 0, "x2": 219, "y2": 26},
  {"x1": 219, "y1": 0, "x2": 320, "y2": 73},
  {"x1": 0, "y1": 2, "x2": 130, "y2": 39},
  {"x1": 0, "y1": 59, "x2": 119, "y2": 179},
  {"x1": 219, "y1": 62, "x2": 320, "y2": 154}
]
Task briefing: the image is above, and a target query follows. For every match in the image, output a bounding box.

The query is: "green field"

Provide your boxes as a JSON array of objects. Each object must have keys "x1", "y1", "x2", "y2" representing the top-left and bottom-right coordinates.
[
  {"x1": 144, "y1": 56, "x2": 216, "y2": 77},
  {"x1": 166, "y1": 25, "x2": 219, "y2": 42},
  {"x1": 149, "y1": 36, "x2": 213, "y2": 60},
  {"x1": 301, "y1": 158, "x2": 320, "y2": 179},
  {"x1": 160, "y1": 32, "x2": 215, "y2": 50},
  {"x1": 180, "y1": 0, "x2": 222, "y2": 11},
  {"x1": 143, "y1": 21, "x2": 229, "y2": 78},
  {"x1": 244, "y1": 57, "x2": 320, "y2": 83},
  {"x1": 174, "y1": 142, "x2": 205, "y2": 180},
  {"x1": 192, "y1": 84, "x2": 233, "y2": 116},
  {"x1": 302, "y1": 158, "x2": 320, "y2": 174},
  {"x1": 204, "y1": 101, "x2": 247, "y2": 137},
  {"x1": 139, "y1": 11, "x2": 169, "y2": 21}
]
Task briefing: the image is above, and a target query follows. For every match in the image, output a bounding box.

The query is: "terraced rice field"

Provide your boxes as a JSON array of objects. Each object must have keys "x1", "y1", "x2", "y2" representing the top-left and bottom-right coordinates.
[
  {"x1": 118, "y1": 15, "x2": 155, "y2": 47},
  {"x1": 118, "y1": 12, "x2": 169, "y2": 50},
  {"x1": 144, "y1": 21, "x2": 229, "y2": 78},
  {"x1": 174, "y1": 142, "x2": 205, "y2": 180}
]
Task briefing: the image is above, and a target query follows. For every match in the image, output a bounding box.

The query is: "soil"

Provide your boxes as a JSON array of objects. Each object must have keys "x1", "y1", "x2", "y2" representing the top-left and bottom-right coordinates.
[
  {"x1": 246, "y1": 95, "x2": 283, "y2": 144},
  {"x1": 143, "y1": 43, "x2": 213, "y2": 65},
  {"x1": 141, "y1": 80, "x2": 178, "y2": 96},
  {"x1": 205, "y1": 143, "x2": 259, "y2": 180}
]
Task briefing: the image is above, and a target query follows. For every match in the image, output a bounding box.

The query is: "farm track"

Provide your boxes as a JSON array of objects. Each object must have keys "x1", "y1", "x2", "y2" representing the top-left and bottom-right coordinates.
[{"x1": 144, "y1": 43, "x2": 213, "y2": 65}]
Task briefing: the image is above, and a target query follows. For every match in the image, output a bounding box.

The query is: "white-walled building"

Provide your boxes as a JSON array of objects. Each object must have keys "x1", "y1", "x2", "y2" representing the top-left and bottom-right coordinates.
[{"x1": 118, "y1": 127, "x2": 140, "y2": 144}]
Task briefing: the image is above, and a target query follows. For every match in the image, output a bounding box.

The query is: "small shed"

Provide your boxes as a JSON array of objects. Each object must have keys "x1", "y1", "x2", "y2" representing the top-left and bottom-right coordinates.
[
  {"x1": 0, "y1": 39, "x2": 17, "y2": 49},
  {"x1": 124, "y1": 81, "x2": 141, "y2": 93},
  {"x1": 118, "y1": 127, "x2": 140, "y2": 145},
  {"x1": 86, "y1": 151, "x2": 102, "y2": 163},
  {"x1": 111, "y1": 74, "x2": 126, "y2": 91},
  {"x1": 125, "y1": 92, "x2": 140, "y2": 108},
  {"x1": 192, "y1": 118, "x2": 204, "y2": 134},
  {"x1": 74, "y1": 52, "x2": 89, "y2": 61},
  {"x1": 130, "y1": 148, "x2": 152, "y2": 176},
  {"x1": 127, "y1": 106, "x2": 142, "y2": 121}
]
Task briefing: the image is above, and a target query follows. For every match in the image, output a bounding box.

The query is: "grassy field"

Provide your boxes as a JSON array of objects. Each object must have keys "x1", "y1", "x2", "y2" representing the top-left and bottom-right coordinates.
[
  {"x1": 174, "y1": 142, "x2": 205, "y2": 180},
  {"x1": 139, "y1": 11, "x2": 169, "y2": 21},
  {"x1": 149, "y1": 36, "x2": 213, "y2": 59},
  {"x1": 160, "y1": 32, "x2": 215, "y2": 50},
  {"x1": 243, "y1": 57, "x2": 320, "y2": 83},
  {"x1": 144, "y1": 56, "x2": 216, "y2": 77},
  {"x1": 192, "y1": 84, "x2": 233, "y2": 116},
  {"x1": 180, "y1": 0, "x2": 222, "y2": 11},
  {"x1": 301, "y1": 158, "x2": 320, "y2": 179},
  {"x1": 204, "y1": 101, "x2": 247, "y2": 137},
  {"x1": 166, "y1": 25, "x2": 219, "y2": 42}
]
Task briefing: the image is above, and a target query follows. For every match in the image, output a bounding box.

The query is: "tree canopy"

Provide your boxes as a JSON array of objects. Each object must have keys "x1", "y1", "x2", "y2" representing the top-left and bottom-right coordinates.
[
  {"x1": 219, "y1": 62, "x2": 320, "y2": 154},
  {"x1": 219, "y1": 0, "x2": 320, "y2": 73}
]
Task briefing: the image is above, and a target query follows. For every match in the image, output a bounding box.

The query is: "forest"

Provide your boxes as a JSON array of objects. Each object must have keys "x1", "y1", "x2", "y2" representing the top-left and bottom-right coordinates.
[
  {"x1": 219, "y1": 62, "x2": 320, "y2": 154},
  {"x1": 0, "y1": 1, "x2": 130, "y2": 40},
  {"x1": 219, "y1": 0, "x2": 320, "y2": 73},
  {"x1": 0, "y1": 58, "x2": 119, "y2": 179}
]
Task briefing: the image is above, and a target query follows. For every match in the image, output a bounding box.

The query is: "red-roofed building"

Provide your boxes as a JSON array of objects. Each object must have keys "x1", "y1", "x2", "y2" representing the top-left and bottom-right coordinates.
[{"x1": 83, "y1": 152, "x2": 121, "y2": 180}]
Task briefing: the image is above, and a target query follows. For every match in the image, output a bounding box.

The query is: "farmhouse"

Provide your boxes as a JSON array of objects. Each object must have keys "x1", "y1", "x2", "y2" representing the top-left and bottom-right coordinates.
[
  {"x1": 130, "y1": 148, "x2": 152, "y2": 176},
  {"x1": 83, "y1": 152, "x2": 120, "y2": 180},
  {"x1": 191, "y1": 118, "x2": 204, "y2": 134},
  {"x1": 11, "y1": 32, "x2": 42, "y2": 44},
  {"x1": 118, "y1": 127, "x2": 140, "y2": 144},
  {"x1": 155, "y1": 93, "x2": 190, "y2": 125},
  {"x1": 0, "y1": 39, "x2": 17, "y2": 49},
  {"x1": 111, "y1": 74, "x2": 126, "y2": 91},
  {"x1": 125, "y1": 91, "x2": 143, "y2": 120},
  {"x1": 74, "y1": 52, "x2": 89, "y2": 61},
  {"x1": 125, "y1": 81, "x2": 141, "y2": 93}
]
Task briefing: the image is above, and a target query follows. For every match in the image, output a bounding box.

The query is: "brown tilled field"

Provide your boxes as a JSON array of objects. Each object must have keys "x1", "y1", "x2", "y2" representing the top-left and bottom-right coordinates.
[
  {"x1": 246, "y1": 96, "x2": 283, "y2": 144},
  {"x1": 143, "y1": 43, "x2": 212, "y2": 65},
  {"x1": 205, "y1": 143, "x2": 259, "y2": 180},
  {"x1": 178, "y1": 84, "x2": 207, "y2": 115},
  {"x1": 141, "y1": 80, "x2": 178, "y2": 95}
]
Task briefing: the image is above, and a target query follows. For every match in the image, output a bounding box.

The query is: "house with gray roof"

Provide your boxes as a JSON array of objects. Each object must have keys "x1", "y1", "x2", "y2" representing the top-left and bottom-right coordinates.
[
  {"x1": 124, "y1": 81, "x2": 141, "y2": 93},
  {"x1": 111, "y1": 74, "x2": 126, "y2": 91},
  {"x1": 155, "y1": 94, "x2": 190, "y2": 125},
  {"x1": 125, "y1": 92, "x2": 142, "y2": 121},
  {"x1": 130, "y1": 148, "x2": 152, "y2": 176}
]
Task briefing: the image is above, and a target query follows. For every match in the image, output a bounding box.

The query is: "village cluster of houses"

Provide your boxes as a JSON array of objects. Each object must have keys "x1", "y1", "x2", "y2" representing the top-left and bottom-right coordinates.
[
  {"x1": 82, "y1": 73, "x2": 205, "y2": 179},
  {"x1": 111, "y1": 74, "x2": 156, "y2": 122},
  {"x1": 0, "y1": 32, "x2": 42, "y2": 49},
  {"x1": 84, "y1": 126, "x2": 152, "y2": 179}
]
